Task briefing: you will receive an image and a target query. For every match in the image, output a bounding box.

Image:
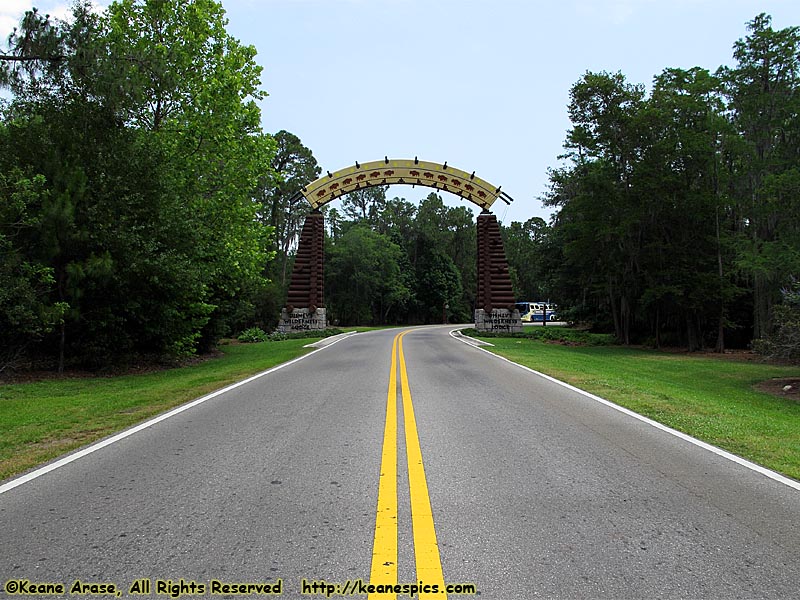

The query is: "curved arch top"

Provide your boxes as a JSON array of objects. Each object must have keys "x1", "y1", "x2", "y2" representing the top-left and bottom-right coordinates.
[{"x1": 298, "y1": 158, "x2": 514, "y2": 211}]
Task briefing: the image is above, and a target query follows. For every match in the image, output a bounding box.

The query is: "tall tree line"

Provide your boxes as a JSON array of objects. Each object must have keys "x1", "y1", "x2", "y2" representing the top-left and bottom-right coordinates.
[
  {"x1": 0, "y1": 0, "x2": 276, "y2": 370},
  {"x1": 4, "y1": 6, "x2": 794, "y2": 367},
  {"x1": 543, "y1": 14, "x2": 800, "y2": 351}
]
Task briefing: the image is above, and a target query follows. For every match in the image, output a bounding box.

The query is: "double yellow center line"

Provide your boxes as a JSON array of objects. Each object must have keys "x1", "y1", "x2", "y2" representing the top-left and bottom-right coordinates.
[{"x1": 369, "y1": 331, "x2": 446, "y2": 599}]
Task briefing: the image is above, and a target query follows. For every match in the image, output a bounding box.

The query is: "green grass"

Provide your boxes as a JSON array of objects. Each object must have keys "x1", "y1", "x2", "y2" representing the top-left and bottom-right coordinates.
[
  {"x1": 476, "y1": 335, "x2": 800, "y2": 481},
  {"x1": 0, "y1": 339, "x2": 319, "y2": 481}
]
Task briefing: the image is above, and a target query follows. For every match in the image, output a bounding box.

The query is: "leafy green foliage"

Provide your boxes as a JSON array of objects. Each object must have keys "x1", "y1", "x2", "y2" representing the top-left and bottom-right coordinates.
[
  {"x1": 0, "y1": 168, "x2": 67, "y2": 370},
  {"x1": 256, "y1": 130, "x2": 321, "y2": 319},
  {"x1": 341, "y1": 186, "x2": 387, "y2": 223},
  {"x1": 542, "y1": 14, "x2": 800, "y2": 351},
  {"x1": 462, "y1": 327, "x2": 616, "y2": 346},
  {"x1": 415, "y1": 246, "x2": 463, "y2": 322},
  {"x1": 236, "y1": 328, "x2": 344, "y2": 342},
  {"x1": 753, "y1": 278, "x2": 800, "y2": 360},
  {"x1": 0, "y1": 0, "x2": 276, "y2": 369},
  {"x1": 4, "y1": 5, "x2": 797, "y2": 363},
  {"x1": 326, "y1": 225, "x2": 411, "y2": 325},
  {"x1": 237, "y1": 327, "x2": 269, "y2": 343},
  {"x1": 322, "y1": 191, "x2": 484, "y2": 326},
  {"x1": 501, "y1": 217, "x2": 551, "y2": 301}
]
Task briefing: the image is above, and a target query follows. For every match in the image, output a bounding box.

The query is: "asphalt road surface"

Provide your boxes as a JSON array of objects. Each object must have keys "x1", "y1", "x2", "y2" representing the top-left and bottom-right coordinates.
[{"x1": 1, "y1": 326, "x2": 799, "y2": 599}]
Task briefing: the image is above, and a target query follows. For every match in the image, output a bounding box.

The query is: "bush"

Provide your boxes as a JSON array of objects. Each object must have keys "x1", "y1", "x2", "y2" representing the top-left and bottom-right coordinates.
[
  {"x1": 752, "y1": 305, "x2": 800, "y2": 360},
  {"x1": 753, "y1": 277, "x2": 800, "y2": 361},
  {"x1": 237, "y1": 327, "x2": 346, "y2": 344},
  {"x1": 237, "y1": 327, "x2": 268, "y2": 343},
  {"x1": 462, "y1": 327, "x2": 616, "y2": 346}
]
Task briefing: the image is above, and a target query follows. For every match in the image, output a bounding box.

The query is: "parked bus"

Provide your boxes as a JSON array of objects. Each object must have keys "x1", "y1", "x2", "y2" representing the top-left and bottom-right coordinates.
[{"x1": 515, "y1": 301, "x2": 558, "y2": 322}]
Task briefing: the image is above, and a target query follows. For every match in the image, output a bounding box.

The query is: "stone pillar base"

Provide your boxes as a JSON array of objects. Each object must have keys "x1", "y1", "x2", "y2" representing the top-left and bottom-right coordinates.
[
  {"x1": 278, "y1": 307, "x2": 327, "y2": 332},
  {"x1": 474, "y1": 308, "x2": 522, "y2": 334}
]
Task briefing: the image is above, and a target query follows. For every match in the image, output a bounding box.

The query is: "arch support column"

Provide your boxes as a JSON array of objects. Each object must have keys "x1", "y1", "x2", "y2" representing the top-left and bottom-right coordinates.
[
  {"x1": 278, "y1": 211, "x2": 327, "y2": 332},
  {"x1": 475, "y1": 211, "x2": 521, "y2": 333}
]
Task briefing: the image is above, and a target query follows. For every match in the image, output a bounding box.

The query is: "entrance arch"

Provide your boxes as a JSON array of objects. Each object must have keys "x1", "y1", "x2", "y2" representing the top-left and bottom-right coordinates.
[
  {"x1": 295, "y1": 158, "x2": 515, "y2": 211},
  {"x1": 280, "y1": 158, "x2": 521, "y2": 333}
]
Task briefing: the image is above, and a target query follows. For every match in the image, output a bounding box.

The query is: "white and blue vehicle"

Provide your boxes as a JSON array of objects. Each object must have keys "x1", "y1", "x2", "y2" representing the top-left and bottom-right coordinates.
[{"x1": 515, "y1": 301, "x2": 558, "y2": 322}]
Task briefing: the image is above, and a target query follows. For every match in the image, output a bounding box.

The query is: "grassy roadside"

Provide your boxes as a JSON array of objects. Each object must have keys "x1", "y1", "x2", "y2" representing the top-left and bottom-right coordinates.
[
  {"x1": 472, "y1": 332, "x2": 800, "y2": 481},
  {"x1": 0, "y1": 338, "x2": 325, "y2": 482}
]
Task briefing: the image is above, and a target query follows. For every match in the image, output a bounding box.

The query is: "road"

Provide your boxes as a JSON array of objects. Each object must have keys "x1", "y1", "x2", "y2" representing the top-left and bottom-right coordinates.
[{"x1": 1, "y1": 326, "x2": 799, "y2": 599}]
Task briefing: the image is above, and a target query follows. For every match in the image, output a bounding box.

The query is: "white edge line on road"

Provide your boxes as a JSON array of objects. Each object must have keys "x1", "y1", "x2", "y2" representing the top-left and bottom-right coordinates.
[
  {"x1": 448, "y1": 328, "x2": 800, "y2": 492},
  {"x1": 0, "y1": 333, "x2": 355, "y2": 496},
  {"x1": 303, "y1": 330, "x2": 358, "y2": 348},
  {"x1": 449, "y1": 328, "x2": 494, "y2": 347}
]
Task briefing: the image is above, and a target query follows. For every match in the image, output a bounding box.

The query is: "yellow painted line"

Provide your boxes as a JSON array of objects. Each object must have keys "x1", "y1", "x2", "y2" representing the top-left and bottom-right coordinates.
[
  {"x1": 370, "y1": 335, "x2": 399, "y2": 593},
  {"x1": 369, "y1": 331, "x2": 447, "y2": 600},
  {"x1": 398, "y1": 333, "x2": 447, "y2": 599}
]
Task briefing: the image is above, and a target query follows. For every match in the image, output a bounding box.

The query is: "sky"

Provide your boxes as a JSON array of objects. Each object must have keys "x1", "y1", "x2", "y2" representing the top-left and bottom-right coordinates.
[{"x1": 2, "y1": 0, "x2": 800, "y2": 224}]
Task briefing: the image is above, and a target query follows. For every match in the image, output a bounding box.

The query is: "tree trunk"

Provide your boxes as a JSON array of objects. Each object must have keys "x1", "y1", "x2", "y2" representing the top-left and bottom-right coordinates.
[
  {"x1": 753, "y1": 274, "x2": 772, "y2": 340},
  {"x1": 621, "y1": 295, "x2": 631, "y2": 345},
  {"x1": 686, "y1": 313, "x2": 702, "y2": 352},
  {"x1": 58, "y1": 322, "x2": 66, "y2": 374},
  {"x1": 608, "y1": 284, "x2": 622, "y2": 342},
  {"x1": 715, "y1": 206, "x2": 725, "y2": 353},
  {"x1": 655, "y1": 306, "x2": 661, "y2": 349}
]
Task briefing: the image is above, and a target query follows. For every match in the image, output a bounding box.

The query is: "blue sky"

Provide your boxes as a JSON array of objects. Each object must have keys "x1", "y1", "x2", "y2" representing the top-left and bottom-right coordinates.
[{"x1": 3, "y1": 1, "x2": 800, "y2": 224}]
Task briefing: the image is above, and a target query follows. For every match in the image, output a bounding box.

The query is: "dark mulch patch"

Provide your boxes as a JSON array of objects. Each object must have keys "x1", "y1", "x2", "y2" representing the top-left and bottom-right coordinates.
[{"x1": 753, "y1": 377, "x2": 800, "y2": 402}]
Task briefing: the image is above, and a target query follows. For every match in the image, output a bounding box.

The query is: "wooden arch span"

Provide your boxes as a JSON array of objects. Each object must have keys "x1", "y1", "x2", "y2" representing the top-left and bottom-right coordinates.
[
  {"x1": 279, "y1": 158, "x2": 521, "y2": 333},
  {"x1": 295, "y1": 158, "x2": 514, "y2": 211}
]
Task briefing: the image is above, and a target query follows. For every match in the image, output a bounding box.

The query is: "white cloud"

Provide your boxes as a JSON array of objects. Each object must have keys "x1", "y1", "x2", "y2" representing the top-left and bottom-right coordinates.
[
  {"x1": 0, "y1": 1, "x2": 110, "y2": 46},
  {"x1": 0, "y1": 15, "x2": 17, "y2": 43},
  {"x1": 1, "y1": 0, "x2": 34, "y2": 15},
  {"x1": 0, "y1": 2, "x2": 67, "y2": 44}
]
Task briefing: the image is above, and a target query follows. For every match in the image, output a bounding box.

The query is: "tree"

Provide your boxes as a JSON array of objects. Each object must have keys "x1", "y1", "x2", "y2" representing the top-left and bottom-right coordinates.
[
  {"x1": 414, "y1": 193, "x2": 451, "y2": 257},
  {"x1": 0, "y1": 167, "x2": 66, "y2": 371},
  {"x1": 414, "y1": 246, "x2": 463, "y2": 324},
  {"x1": 720, "y1": 13, "x2": 800, "y2": 340},
  {"x1": 0, "y1": 7, "x2": 70, "y2": 96},
  {"x1": 257, "y1": 130, "x2": 320, "y2": 287},
  {"x1": 0, "y1": 0, "x2": 275, "y2": 367},
  {"x1": 627, "y1": 67, "x2": 724, "y2": 350},
  {"x1": 340, "y1": 186, "x2": 387, "y2": 223},
  {"x1": 373, "y1": 197, "x2": 417, "y2": 243},
  {"x1": 753, "y1": 277, "x2": 800, "y2": 360},
  {"x1": 558, "y1": 71, "x2": 648, "y2": 343},
  {"x1": 105, "y1": 0, "x2": 276, "y2": 346},
  {"x1": 444, "y1": 205, "x2": 477, "y2": 310},
  {"x1": 545, "y1": 159, "x2": 631, "y2": 336},
  {"x1": 502, "y1": 217, "x2": 550, "y2": 301},
  {"x1": 326, "y1": 226, "x2": 411, "y2": 325},
  {"x1": 545, "y1": 66, "x2": 741, "y2": 349}
]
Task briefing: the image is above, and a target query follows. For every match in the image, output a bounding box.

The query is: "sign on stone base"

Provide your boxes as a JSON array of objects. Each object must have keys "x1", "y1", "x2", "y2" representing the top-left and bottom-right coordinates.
[
  {"x1": 278, "y1": 307, "x2": 327, "y2": 332},
  {"x1": 474, "y1": 308, "x2": 522, "y2": 333}
]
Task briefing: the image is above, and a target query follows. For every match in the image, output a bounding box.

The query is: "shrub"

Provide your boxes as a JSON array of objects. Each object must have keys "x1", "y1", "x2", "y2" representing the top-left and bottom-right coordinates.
[
  {"x1": 237, "y1": 327, "x2": 268, "y2": 343},
  {"x1": 753, "y1": 278, "x2": 800, "y2": 361},
  {"x1": 462, "y1": 327, "x2": 616, "y2": 346},
  {"x1": 237, "y1": 327, "x2": 347, "y2": 344},
  {"x1": 268, "y1": 330, "x2": 288, "y2": 342}
]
